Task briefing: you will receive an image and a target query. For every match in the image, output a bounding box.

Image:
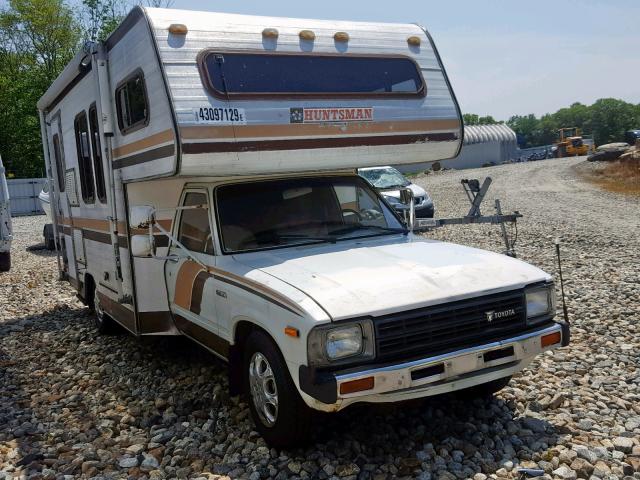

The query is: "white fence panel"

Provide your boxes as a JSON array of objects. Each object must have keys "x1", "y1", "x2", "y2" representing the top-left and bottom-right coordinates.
[{"x1": 7, "y1": 178, "x2": 46, "y2": 216}]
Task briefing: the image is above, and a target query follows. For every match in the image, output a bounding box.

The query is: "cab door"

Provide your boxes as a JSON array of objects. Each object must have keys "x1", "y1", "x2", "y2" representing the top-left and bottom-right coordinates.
[{"x1": 164, "y1": 189, "x2": 222, "y2": 350}]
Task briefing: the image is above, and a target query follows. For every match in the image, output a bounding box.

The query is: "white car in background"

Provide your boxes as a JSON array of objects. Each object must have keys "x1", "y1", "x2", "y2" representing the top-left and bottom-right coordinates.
[
  {"x1": 0, "y1": 155, "x2": 12, "y2": 271},
  {"x1": 359, "y1": 166, "x2": 434, "y2": 218},
  {"x1": 39, "y1": 181, "x2": 56, "y2": 250}
]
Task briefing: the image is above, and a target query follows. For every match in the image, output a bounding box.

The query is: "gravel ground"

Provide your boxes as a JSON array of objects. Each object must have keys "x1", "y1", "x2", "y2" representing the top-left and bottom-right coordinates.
[{"x1": 1, "y1": 158, "x2": 639, "y2": 480}]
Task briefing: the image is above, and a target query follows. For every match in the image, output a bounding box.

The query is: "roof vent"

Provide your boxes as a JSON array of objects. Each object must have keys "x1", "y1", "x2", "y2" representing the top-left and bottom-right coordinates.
[
  {"x1": 169, "y1": 23, "x2": 188, "y2": 35},
  {"x1": 299, "y1": 30, "x2": 316, "y2": 41},
  {"x1": 334, "y1": 31, "x2": 350, "y2": 42},
  {"x1": 262, "y1": 28, "x2": 279, "y2": 39}
]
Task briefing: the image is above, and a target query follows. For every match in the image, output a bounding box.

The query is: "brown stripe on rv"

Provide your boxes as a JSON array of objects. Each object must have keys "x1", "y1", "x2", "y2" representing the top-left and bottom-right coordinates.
[
  {"x1": 98, "y1": 292, "x2": 136, "y2": 333},
  {"x1": 190, "y1": 271, "x2": 210, "y2": 315},
  {"x1": 112, "y1": 144, "x2": 175, "y2": 169},
  {"x1": 59, "y1": 216, "x2": 172, "y2": 235},
  {"x1": 174, "y1": 314, "x2": 230, "y2": 358},
  {"x1": 183, "y1": 132, "x2": 458, "y2": 154},
  {"x1": 207, "y1": 266, "x2": 304, "y2": 317},
  {"x1": 181, "y1": 119, "x2": 461, "y2": 140},
  {"x1": 174, "y1": 261, "x2": 204, "y2": 310},
  {"x1": 138, "y1": 311, "x2": 176, "y2": 334},
  {"x1": 112, "y1": 129, "x2": 175, "y2": 158},
  {"x1": 175, "y1": 261, "x2": 304, "y2": 317},
  {"x1": 82, "y1": 229, "x2": 111, "y2": 244}
]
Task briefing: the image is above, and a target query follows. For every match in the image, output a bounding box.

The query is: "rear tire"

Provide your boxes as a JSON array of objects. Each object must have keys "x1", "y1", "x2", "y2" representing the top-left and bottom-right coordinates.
[
  {"x1": 243, "y1": 330, "x2": 313, "y2": 448},
  {"x1": 456, "y1": 376, "x2": 512, "y2": 399},
  {"x1": 90, "y1": 282, "x2": 119, "y2": 334},
  {"x1": 0, "y1": 252, "x2": 10, "y2": 272},
  {"x1": 43, "y1": 224, "x2": 56, "y2": 250}
]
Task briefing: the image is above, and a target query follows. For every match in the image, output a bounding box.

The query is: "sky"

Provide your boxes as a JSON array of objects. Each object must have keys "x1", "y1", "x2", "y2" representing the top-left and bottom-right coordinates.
[{"x1": 152, "y1": 0, "x2": 640, "y2": 120}]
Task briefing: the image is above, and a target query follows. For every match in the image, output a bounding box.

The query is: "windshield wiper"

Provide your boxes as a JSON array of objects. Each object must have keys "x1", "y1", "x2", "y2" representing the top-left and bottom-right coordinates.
[
  {"x1": 330, "y1": 224, "x2": 409, "y2": 236},
  {"x1": 276, "y1": 233, "x2": 337, "y2": 244}
]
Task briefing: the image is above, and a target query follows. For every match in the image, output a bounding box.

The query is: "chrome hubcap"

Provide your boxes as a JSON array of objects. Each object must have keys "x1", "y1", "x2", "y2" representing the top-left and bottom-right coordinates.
[
  {"x1": 249, "y1": 352, "x2": 278, "y2": 426},
  {"x1": 94, "y1": 289, "x2": 104, "y2": 323}
]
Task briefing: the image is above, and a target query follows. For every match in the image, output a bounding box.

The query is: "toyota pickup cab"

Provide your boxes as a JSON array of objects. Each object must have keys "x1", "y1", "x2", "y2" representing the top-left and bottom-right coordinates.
[{"x1": 129, "y1": 173, "x2": 569, "y2": 446}]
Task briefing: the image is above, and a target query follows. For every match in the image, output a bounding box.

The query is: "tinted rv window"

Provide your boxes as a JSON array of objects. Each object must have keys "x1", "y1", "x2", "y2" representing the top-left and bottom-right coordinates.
[
  {"x1": 74, "y1": 112, "x2": 95, "y2": 204},
  {"x1": 115, "y1": 71, "x2": 148, "y2": 133},
  {"x1": 177, "y1": 192, "x2": 213, "y2": 255},
  {"x1": 202, "y1": 52, "x2": 425, "y2": 97},
  {"x1": 52, "y1": 134, "x2": 65, "y2": 192},
  {"x1": 89, "y1": 105, "x2": 107, "y2": 203}
]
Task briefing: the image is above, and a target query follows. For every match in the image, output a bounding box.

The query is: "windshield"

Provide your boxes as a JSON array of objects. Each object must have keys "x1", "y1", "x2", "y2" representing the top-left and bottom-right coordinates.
[
  {"x1": 359, "y1": 167, "x2": 410, "y2": 189},
  {"x1": 216, "y1": 176, "x2": 405, "y2": 253}
]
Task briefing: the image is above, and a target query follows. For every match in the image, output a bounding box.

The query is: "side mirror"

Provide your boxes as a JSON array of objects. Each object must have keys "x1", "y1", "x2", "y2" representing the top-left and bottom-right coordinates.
[
  {"x1": 130, "y1": 205, "x2": 155, "y2": 229},
  {"x1": 399, "y1": 188, "x2": 413, "y2": 205},
  {"x1": 398, "y1": 188, "x2": 415, "y2": 229},
  {"x1": 131, "y1": 234, "x2": 154, "y2": 258}
]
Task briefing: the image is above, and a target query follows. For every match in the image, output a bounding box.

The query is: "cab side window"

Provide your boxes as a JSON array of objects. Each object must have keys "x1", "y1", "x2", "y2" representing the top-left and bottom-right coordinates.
[
  {"x1": 177, "y1": 192, "x2": 213, "y2": 254},
  {"x1": 115, "y1": 71, "x2": 149, "y2": 134},
  {"x1": 74, "y1": 112, "x2": 95, "y2": 204}
]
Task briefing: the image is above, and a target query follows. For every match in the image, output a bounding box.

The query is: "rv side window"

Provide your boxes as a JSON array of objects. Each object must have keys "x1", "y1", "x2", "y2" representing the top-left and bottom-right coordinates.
[
  {"x1": 74, "y1": 112, "x2": 95, "y2": 204},
  {"x1": 88, "y1": 105, "x2": 107, "y2": 203},
  {"x1": 115, "y1": 71, "x2": 149, "y2": 134},
  {"x1": 201, "y1": 52, "x2": 425, "y2": 98},
  {"x1": 52, "y1": 134, "x2": 65, "y2": 192},
  {"x1": 177, "y1": 192, "x2": 213, "y2": 255}
]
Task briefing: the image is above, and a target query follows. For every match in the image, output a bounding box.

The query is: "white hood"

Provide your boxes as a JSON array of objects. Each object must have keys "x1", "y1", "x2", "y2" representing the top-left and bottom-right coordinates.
[{"x1": 234, "y1": 236, "x2": 549, "y2": 320}]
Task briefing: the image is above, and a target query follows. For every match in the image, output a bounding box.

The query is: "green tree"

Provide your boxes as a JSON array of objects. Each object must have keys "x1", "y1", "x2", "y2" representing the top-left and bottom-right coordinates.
[
  {"x1": 553, "y1": 102, "x2": 591, "y2": 135},
  {"x1": 507, "y1": 114, "x2": 539, "y2": 148},
  {"x1": 0, "y1": 0, "x2": 81, "y2": 177},
  {"x1": 463, "y1": 114, "x2": 498, "y2": 126},
  {"x1": 81, "y1": 0, "x2": 128, "y2": 42},
  {"x1": 590, "y1": 98, "x2": 638, "y2": 145}
]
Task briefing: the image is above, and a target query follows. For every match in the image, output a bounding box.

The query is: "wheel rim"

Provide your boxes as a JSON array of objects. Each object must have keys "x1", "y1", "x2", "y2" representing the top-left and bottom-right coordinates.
[
  {"x1": 249, "y1": 352, "x2": 278, "y2": 426},
  {"x1": 94, "y1": 288, "x2": 104, "y2": 325}
]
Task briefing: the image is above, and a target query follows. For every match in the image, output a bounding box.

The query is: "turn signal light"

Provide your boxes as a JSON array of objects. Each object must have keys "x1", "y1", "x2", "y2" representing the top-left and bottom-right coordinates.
[
  {"x1": 541, "y1": 331, "x2": 561, "y2": 347},
  {"x1": 284, "y1": 326, "x2": 299, "y2": 338},
  {"x1": 339, "y1": 377, "x2": 374, "y2": 395}
]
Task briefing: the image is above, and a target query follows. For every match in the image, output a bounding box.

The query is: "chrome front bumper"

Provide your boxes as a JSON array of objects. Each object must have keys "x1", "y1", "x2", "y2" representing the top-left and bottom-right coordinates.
[{"x1": 300, "y1": 323, "x2": 566, "y2": 411}]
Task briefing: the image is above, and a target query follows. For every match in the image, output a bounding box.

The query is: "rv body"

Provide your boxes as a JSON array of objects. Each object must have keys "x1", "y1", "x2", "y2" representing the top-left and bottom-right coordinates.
[
  {"x1": 0, "y1": 155, "x2": 11, "y2": 271},
  {"x1": 38, "y1": 7, "x2": 567, "y2": 446}
]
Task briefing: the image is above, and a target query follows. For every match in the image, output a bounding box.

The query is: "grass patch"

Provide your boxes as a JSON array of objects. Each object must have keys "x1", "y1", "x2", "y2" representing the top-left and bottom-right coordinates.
[{"x1": 586, "y1": 158, "x2": 640, "y2": 196}]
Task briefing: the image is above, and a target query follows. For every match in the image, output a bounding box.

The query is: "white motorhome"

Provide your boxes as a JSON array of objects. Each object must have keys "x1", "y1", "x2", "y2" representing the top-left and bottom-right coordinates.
[
  {"x1": 38, "y1": 7, "x2": 569, "y2": 446},
  {"x1": 0, "y1": 154, "x2": 12, "y2": 272}
]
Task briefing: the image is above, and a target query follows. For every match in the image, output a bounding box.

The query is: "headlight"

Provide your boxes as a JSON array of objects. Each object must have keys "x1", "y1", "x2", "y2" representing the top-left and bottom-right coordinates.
[
  {"x1": 307, "y1": 320, "x2": 375, "y2": 366},
  {"x1": 525, "y1": 283, "x2": 556, "y2": 324},
  {"x1": 326, "y1": 325, "x2": 362, "y2": 359}
]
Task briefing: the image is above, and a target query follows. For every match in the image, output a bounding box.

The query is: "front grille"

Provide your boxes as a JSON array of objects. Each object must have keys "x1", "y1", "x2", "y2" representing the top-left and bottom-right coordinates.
[{"x1": 375, "y1": 289, "x2": 528, "y2": 362}]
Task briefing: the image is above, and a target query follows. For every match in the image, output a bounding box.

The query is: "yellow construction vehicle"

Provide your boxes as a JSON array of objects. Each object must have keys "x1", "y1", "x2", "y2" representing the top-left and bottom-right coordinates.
[{"x1": 554, "y1": 127, "x2": 589, "y2": 157}]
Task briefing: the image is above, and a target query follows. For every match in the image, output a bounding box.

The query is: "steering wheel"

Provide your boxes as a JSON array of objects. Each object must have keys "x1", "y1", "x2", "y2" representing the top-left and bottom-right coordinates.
[
  {"x1": 362, "y1": 209, "x2": 383, "y2": 221},
  {"x1": 341, "y1": 208, "x2": 363, "y2": 221}
]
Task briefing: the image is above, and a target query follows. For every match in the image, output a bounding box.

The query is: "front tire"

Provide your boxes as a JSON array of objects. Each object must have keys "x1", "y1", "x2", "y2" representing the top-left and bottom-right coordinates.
[
  {"x1": 0, "y1": 252, "x2": 10, "y2": 272},
  {"x1": 243, "y1": 331, "x2": 313, "y2": 448}
]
